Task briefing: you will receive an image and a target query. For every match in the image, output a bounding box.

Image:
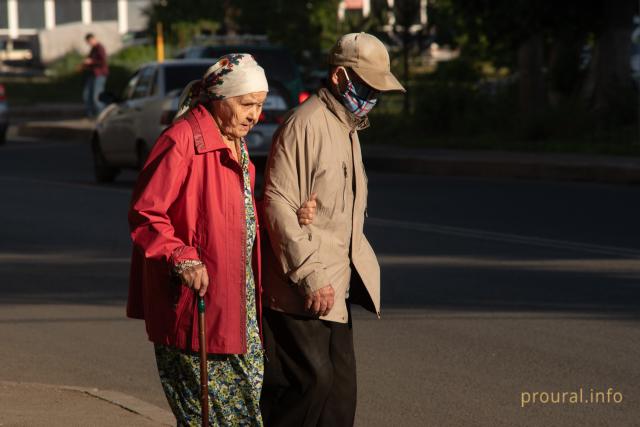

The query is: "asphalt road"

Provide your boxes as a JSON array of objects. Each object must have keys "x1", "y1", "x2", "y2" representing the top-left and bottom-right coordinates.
[{"x1": 0, "y1": 135, "x2": 639, "y2": 426}]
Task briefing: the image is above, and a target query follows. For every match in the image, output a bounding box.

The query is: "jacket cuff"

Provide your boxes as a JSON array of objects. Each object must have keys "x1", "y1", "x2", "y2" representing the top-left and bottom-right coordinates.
[
  {"x1": 169, "y1": 245, "x2": 200, "y2": 267},
  {"x1": 302, "y1": 269, "x2": 329, "y2": 295}
]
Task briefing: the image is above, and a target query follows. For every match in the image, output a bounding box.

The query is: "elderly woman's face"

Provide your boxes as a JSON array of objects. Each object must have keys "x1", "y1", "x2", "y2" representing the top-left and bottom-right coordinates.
[{"x1": 211, "y1": 91, "x2": 268, "y2": 140}]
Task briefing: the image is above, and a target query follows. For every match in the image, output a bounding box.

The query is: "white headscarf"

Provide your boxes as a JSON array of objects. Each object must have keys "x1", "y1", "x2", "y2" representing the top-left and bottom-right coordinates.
[{"x1": 174, "y1": 53, "x2": 269, "y2": 121}]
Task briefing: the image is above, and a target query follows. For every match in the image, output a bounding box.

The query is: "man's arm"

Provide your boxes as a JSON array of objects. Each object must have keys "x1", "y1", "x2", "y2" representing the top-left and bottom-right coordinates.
[{"x1": 263, "y1": 120, "x2": 329, "y2": 295}]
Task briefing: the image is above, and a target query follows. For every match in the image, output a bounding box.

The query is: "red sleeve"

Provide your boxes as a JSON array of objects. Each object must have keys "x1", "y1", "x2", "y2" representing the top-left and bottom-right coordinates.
[{"x1": 128, "y1": 133, "x2": 199, "y2": 267}]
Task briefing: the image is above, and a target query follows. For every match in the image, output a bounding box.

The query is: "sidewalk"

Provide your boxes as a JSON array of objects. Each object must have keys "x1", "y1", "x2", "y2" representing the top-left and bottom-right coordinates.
[
  {"x1": 8, "y1": 117, "x2": 640, "y2": 184},
  {"x1": 0, "y1": 381, "x2": 174, "y2": 426}
]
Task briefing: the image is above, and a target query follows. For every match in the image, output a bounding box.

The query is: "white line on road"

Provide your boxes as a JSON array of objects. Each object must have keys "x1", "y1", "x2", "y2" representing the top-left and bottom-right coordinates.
[
  {"x1": 376, "y1": 255, "x2": 640, "y2": 272},
  {"x1": 367, "y1": 217, "x2": 640, "y2": 258}
]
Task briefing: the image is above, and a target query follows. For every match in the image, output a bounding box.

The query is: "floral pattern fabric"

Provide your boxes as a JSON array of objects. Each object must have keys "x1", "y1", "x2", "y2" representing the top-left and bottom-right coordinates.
[{"x1": 155, "y1": 142, "x2": 263, "y2": 427}]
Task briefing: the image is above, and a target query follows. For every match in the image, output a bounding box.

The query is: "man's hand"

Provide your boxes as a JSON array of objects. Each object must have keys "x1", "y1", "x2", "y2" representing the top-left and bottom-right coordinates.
[
  {"x1": 304, "y1": 284, "x2": 335, "y2": 316},
  {"x1": 297, "y1": 193, "x2": 317, "y2": 226},
  {"x1": 180, "y1": 264, "x2": 210, "y2": 297}
]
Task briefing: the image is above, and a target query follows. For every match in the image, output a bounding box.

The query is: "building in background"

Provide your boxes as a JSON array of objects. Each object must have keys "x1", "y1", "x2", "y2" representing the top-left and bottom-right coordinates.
[{"x1": 0, "y1": 0, "x2": 151, "y2": 64}]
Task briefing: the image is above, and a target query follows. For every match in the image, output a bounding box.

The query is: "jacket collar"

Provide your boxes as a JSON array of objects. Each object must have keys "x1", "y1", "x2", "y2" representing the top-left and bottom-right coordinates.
[
  {"x1": 317, "y1": 87, "x2": 370, "y2": 132},
  {"x1": 187, "y1": 104, "x2": 228, "y2": 154}
]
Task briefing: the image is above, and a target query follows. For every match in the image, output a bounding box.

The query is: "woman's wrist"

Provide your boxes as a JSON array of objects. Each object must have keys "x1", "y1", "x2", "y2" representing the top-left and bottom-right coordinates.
[{"x1": 173, "y1": 259, "x2": 204, "y2": 276}]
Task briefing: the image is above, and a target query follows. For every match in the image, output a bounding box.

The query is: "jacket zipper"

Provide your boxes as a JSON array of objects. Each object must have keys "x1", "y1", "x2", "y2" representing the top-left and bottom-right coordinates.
[{"x1": 342, "y1": 161, "x2": 347, "y2": 213}]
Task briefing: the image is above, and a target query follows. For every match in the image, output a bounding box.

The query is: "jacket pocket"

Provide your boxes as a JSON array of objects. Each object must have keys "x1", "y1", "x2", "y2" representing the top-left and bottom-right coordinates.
[{"x1": 172, "y1": 285, "x2": 193, "y2": 338}]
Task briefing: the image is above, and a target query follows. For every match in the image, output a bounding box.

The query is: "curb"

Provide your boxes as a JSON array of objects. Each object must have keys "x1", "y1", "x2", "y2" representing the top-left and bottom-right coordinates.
[
  {"x1": 0, "y1": 381, "x2": 174, "y2": 426},
  {"x1": 11, "y1": 122, "x2": 93, "y2": 142},
  {"x1": 8, "y1": 121, "x2": 640, "y2": 185},
  {"x1": 9, "y1": 104, "x2": 86, "y2": 121}
]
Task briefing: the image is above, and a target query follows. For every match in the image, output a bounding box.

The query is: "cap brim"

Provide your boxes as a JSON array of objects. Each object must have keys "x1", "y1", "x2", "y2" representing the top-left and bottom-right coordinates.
[{"x1": 352, "y1": 67, "x2": 406, "y2": 93}]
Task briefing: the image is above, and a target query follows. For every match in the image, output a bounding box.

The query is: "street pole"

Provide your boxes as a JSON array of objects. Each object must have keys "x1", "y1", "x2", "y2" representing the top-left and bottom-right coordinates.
[{"x1": 156, "y1": 21, "x2": 165, "y2": 63}]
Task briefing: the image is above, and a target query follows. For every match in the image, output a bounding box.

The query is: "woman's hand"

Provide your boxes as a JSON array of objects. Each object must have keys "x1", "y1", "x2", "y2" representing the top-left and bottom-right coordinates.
[
  {"x1": 178, "y1": 262, "x2": 209, "y2": 297},
  {"x1": 297, "y1": 193, "x2": 317, "y2": 226}
]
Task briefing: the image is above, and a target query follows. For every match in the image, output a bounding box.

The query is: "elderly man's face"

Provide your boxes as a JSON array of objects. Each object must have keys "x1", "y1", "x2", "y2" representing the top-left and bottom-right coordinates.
[{"x1": 211, "y1": 92, "x2": 267, "y2": 140}]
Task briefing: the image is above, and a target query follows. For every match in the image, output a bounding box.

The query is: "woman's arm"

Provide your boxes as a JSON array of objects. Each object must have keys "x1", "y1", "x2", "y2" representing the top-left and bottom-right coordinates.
[{"x1": 129, "y1": 133, "x2": 199, "y2": 267}]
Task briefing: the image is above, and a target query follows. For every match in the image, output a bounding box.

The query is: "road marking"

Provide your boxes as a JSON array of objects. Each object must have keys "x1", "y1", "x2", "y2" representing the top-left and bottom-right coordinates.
[
  {"x1": 367, "y1": 217, "x2": 640, "y2": 258},
  {"x1": 376, "y1": 255, "x2": 640, "y2": 271},
  {"x1": 0, "y1": 175, "x2": 132, "y2": 194}
]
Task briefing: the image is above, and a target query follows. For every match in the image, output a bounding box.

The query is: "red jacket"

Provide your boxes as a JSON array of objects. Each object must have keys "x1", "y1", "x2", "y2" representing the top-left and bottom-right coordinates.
[{"x1": 127, "y1": 105, "x2": 261, "y2": 354}]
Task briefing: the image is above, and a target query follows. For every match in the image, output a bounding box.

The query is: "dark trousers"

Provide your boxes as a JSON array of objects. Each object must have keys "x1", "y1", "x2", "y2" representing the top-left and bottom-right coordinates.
[{"x1": 260, "y1": 308, "x2": 357, "y2": 427}]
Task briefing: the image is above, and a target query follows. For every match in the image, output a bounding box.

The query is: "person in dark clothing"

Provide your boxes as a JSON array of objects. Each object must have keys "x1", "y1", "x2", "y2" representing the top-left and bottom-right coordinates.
[{"x1": 82, "y1": 33, "x2": 108, "y2": 118}]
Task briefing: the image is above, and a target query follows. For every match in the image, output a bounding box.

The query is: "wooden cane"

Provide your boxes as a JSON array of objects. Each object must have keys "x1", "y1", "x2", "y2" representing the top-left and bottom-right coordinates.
[{"x1": 198, "y1": 295, "x2": 209, "y2": 426}]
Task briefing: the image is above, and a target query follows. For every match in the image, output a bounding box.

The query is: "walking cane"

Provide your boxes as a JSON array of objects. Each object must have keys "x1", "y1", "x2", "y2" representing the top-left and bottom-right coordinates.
[{"x1": 198, "y1": 295, "x2": 209, "y2": 426}]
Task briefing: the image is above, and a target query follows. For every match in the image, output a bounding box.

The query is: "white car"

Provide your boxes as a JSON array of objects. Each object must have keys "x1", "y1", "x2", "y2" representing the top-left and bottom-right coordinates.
[{"x1": 92, "y1": 59, "x2": 290, "y2": 182}]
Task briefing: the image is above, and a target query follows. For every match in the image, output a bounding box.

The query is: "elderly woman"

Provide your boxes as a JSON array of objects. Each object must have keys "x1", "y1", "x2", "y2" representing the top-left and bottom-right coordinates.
[{"x1": 127, "y1": 54, "x2": 315, "y2": 426}]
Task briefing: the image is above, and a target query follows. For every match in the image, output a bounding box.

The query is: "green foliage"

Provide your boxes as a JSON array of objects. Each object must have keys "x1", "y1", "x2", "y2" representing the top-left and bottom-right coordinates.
[
  {"x1": 170, "y1": 20, "x2": 221, "y2": 47},
  {"x1": 429, "y1": 58, "x2": 482, "y2": 83},
  {"x1": 235, "y1": 0, "x2": 341, "y2": 57},
  {"x1": 146, "y1": 0, "x2": 224, "y2": 33},
  {"x1": 47, "y1": 50, "x2": 84, "y2": 77},
  {"x1": 109, "y1": 45, "x2": 159, "y2": 70}
]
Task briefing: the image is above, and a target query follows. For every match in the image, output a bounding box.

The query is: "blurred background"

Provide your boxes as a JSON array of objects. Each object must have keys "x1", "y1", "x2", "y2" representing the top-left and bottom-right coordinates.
[
  {"x1": 1, "y1": 0, "x2": 640, "y2": 153},
  {"x1": 1, "y1": 2, "x2": 640, "y2": 426}
]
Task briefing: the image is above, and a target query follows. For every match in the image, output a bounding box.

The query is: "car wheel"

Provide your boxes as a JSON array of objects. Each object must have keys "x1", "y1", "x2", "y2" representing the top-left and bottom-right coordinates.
[
  {"x1": 136, "y1": 140, "x2": 150, "y2": 171},
  {"x1": 92, "y1": 135, "x2": 119, "y2": 183}
]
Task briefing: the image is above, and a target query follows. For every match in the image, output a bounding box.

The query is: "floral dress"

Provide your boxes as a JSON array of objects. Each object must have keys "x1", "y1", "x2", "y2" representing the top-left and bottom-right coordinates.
[{"x1": 154, "y1": 142, "x2": 263, "y2": 427}]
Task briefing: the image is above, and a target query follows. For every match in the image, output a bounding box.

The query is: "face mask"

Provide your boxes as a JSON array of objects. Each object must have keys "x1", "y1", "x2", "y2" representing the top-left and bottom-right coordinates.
[{"x1": 338, "y1": 68, "x2": 378, "y2": 117}]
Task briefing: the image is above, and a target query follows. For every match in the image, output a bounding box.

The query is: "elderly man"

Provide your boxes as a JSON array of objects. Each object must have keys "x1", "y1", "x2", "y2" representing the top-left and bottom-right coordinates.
[{"x1": 261, "y1": 33, "x2": 406, "y2": 426}]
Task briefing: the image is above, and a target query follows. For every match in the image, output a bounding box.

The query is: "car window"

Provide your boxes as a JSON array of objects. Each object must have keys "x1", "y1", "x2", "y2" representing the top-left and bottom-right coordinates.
[
  {"x1": 164, "y1": 64, "x2": 215, "y2": 94},
  {"x1": 202, "y1": 47, "x2": 297, "y2": 81},
  {"x1": 121, "y1": 71, "x2": 139, "y2": 101},
  {"x1": 149, "y1": 68, "x2": 160, "y2": 96},
  {"x1": 131, "y1": 66, "x2": 155, "y2": 99}
]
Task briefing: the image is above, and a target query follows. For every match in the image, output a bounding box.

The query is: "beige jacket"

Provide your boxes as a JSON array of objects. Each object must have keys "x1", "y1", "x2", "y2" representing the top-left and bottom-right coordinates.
[{"x1": 262, "y1": 87, "x2": 380, "y2": 323}]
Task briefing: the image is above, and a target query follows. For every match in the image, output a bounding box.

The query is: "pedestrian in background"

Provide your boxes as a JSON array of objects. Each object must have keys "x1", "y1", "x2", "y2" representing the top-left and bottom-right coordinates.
[
  {"x1": 82, "y1": 33, "x2": 108, "y2": 118},
  {"x1": 127, "y1": 54, "x2": 316, "y2": 426},
  {"x1": 260, "y1": 33, "x2": 406, "y2": 427}
]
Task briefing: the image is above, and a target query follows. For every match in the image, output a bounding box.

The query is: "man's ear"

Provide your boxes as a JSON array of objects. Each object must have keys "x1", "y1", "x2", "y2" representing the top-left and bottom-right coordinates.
[{"x1": 330, "y1": 67, "x2": 341, "y2": 86}]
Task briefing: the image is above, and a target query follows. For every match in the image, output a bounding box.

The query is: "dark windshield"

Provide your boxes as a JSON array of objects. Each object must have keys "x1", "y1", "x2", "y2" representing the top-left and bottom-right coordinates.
[
  {"x1": 164, "y1": 64, "x2": 213, "y2": 93},
  {"x1": 202, "y1": 47, "x2": 297, "y2": 81}
]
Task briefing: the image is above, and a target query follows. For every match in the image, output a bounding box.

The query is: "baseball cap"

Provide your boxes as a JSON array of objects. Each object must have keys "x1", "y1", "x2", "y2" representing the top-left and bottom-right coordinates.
[{"x1": 328, "y1": 32, "x2": 406, "y2": 93}]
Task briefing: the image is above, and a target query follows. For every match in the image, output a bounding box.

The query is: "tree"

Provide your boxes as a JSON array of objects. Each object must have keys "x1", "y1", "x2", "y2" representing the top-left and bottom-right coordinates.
[
  {"x1": 433, "y1": 0, "x2": 638, "y2": 130},
  {"x1": 581, "y1": 0, "x2": 637, "y2": 127}
]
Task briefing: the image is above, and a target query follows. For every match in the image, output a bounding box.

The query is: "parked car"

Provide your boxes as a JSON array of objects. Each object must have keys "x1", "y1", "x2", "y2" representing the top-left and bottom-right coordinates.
[
  {"x1": 0, "y1": 83, "x2": 8, "y2": 144},
  {"x1": 176, "y1": 43, "x2": 310, "y2": 105},
  {"x1": 92, "y1": 59, "x2": 292, "y2": 183},
  {"x1": 0, "y1": 38, "x2": 33, "y2": 62}
]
